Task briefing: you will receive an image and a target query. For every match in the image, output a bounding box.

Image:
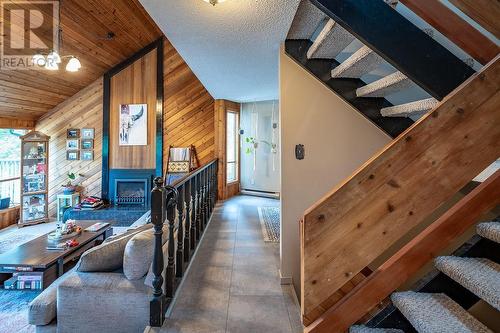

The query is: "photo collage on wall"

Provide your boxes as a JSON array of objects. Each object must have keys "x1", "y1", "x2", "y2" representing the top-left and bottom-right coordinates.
[{"x1": 66, "y1": 128, "x2": 95, "y2": 161}]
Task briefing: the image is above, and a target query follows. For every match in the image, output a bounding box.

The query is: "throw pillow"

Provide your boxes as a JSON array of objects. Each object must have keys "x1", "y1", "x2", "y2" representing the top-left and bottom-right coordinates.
[
  {"x1": 123, "y1": 224, "x2": 169, "y2": 280},
  {"x1": 76, "y1": 225, "x2": 151, "y2": 272}
]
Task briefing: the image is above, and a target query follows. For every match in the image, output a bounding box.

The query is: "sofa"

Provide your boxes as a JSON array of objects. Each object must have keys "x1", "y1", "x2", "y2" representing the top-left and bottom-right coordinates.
[{"x1": 28, "y1": 211, "x2": 173, "y2": 333}]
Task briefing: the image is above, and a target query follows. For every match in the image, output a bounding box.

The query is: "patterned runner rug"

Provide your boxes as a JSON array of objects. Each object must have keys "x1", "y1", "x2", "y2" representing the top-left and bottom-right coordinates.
[{"x1": 258, "y1": 207, "x2": 280, "y2": 243}]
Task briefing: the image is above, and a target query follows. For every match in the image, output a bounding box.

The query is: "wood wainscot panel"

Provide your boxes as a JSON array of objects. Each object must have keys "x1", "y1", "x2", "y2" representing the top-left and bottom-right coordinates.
[{"x1": 109, "y1": 49, "x2": 157, "y2": 170}]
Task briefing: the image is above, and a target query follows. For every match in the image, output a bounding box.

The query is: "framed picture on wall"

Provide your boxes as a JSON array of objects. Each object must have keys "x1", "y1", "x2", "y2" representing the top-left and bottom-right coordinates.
[
  {"x1": 81, "y1": 139, "x2": 94, "y2": 150},
  {"x1": 67, "y1": 151, "x2": 79, "y2": 161},
  {"x1": 81, "y1": 150, "x2": 94, "y2": 161},
  {"x1": 66, "y1": 139, "x2": 79, "y2": 150},
  {"x1": 67, "y1": 129, "x2": 80, "y2": 139},
  {"x1": 81, "y1": 128, "x2": 95, "y2": 139},
  {"x1": 119, "y1": 104, "x2": 147, "y2": 146}
]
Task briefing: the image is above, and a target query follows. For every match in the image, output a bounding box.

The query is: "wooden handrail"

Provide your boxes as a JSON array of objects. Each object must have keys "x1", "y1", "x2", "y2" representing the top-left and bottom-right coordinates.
[
  {"x1": 169, "y1": 158, "x2": 218, "y2": 189},
  {"x1": 399, "y1": 0, "x2": 499, "y2": 65},
  {"x1": 306, "y1": 169, "x2": 500, "y2": 333},
  {"x1": 301, "y1": 55, "x2": 500, "y2": 324},
  {"x1": 448, "y1": 0, "x2": 500, "y2": 39}
]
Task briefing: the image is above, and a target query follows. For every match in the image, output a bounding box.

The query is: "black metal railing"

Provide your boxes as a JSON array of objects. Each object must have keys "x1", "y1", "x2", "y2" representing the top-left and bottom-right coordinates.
[{"x1": 149, "y1": 159, "x2": 218, "y2": 327}]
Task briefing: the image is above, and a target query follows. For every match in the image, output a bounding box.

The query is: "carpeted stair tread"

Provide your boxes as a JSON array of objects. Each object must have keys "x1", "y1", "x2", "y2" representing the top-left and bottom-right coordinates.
[
  {"x1": 477, "y1": 222, "x2": 500, "y2": 244},
  {"x1": 350, "y1": 325, "x2": 404, "y2": 333},
  {"x1": 391, "y1": 292, "x2": 492, "y2": 333},
  {"x1": 356, "y1": 71, "x2": 413, "y2": 98},
  {"x1": 380, "y1": 98, "x2": 438, "y2": 117},
  {"x1": 435, "y1": 257, "x2": 500, "y2": 310},
  {"x1": 287, "y1": 0, "x2": 326, "y2": 40},
  {"x1": 307, "y1": 19, "x2": 354, "y2": 59},
  {"x1": 331, "y1": 46, "x2": 385, "y2": 78}
]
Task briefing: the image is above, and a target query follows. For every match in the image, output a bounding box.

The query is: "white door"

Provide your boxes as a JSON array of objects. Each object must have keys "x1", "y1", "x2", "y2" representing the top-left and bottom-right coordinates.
[{"x1": 240, "y1": 101, "x2": 280, "y2": 194}]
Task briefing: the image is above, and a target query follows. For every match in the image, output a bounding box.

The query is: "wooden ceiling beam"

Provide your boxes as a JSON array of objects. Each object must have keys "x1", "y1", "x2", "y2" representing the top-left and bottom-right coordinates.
[{"x1": 0, "y1": 117, "x2": 36, "y2": 129}]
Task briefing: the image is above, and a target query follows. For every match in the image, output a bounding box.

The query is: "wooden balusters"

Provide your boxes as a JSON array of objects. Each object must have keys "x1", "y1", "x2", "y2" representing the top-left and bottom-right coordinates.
[
  {"x1": 165, "y1": 185, "x2": 178, "y2": 298},
  {"x1": 196, "y1": 173, "x2": 203, "y2": 238},
  {"x1": 176, "y1": 185, "x2": 185, "y2": 278},
  {"x1": 184, "y1": 179, "x2": 192, "y2": 262},
  {"x1": 150, "y1": 177, "x2": 167, "y2": 327},
  {"x1": 149, "y1": 160, "x2": 218, "y2": 327},
  {"x1": 190, "y1": 177, "x2": 197, "y2": 248}
]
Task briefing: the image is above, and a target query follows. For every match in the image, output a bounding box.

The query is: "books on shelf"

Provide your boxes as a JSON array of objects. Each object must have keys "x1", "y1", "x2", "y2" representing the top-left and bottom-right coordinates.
[{"x1": 3, "y1": 273, "x2": 43, "y2": 290}]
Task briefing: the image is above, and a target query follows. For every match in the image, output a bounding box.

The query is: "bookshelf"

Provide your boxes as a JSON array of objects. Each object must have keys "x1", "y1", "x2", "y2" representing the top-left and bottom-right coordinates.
[{"x1": 19, "y1": 131, "x2": 50, "y2": 227}]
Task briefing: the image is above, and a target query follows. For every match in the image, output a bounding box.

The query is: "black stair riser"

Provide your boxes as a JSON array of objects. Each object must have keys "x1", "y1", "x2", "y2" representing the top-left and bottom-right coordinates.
[
  {"x1": 311, "y1": 0, "x2": 475, "y2": 100},
  {"x1": 285, "y1": 40, "x2": 413, "y2": 138}
]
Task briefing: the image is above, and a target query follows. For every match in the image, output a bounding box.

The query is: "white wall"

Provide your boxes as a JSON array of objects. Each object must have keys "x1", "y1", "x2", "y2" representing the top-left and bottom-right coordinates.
[
  {"x1": 240, "y1": 101, "x2": 280, "y2": 193},
  {"x1": 279, "y1": 46, "x2": 392, "y2": 295}
]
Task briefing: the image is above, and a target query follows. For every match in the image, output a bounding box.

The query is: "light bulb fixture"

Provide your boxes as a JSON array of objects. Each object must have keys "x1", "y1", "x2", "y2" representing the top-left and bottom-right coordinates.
[
  {"x1": 203, "y1": 0, "x2": 227, "y2": 6},
  {"x1": 32, "y1": 54, "x2": 46, "y2": 67},
  {"x1": 44, "y1": 59, "x2": 59, "y2": 71},
  {"x1": 47, "y1": 50, "x2": 62, "y2": 64},
  {"x1": 66, "y1": 57, "x2": 82, "y2": 72}
]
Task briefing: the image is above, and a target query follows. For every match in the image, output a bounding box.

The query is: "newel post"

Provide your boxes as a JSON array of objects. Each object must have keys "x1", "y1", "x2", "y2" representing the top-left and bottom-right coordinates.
[
  {"x1": 165, "y1": 185, "x2": 178, "y2": 298},
  {"x1": 150, "y1": 177, "x2": 166, "y2": 327}
]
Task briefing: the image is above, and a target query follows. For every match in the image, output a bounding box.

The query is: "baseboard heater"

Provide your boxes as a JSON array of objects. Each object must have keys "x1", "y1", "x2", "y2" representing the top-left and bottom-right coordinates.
[{"x1": 240, "y1": 189, "x2": 280, "y2": 199}]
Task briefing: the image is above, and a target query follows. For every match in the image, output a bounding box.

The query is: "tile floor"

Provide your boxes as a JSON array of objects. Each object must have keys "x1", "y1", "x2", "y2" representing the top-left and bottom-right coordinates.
[{"x1": 153, "y1": 195, "x2": 302, "y2": 333}]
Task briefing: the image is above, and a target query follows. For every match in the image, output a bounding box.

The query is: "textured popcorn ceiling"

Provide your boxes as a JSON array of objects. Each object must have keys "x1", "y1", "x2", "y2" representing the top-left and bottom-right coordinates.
[{"x1": 140, "y1": 0, "x2": 300, "y2": 102}]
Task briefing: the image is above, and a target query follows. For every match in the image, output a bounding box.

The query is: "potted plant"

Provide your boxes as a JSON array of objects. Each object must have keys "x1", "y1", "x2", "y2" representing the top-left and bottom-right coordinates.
[{"x1": 62, "y1": 172, "x2": 84, "y2": 194}]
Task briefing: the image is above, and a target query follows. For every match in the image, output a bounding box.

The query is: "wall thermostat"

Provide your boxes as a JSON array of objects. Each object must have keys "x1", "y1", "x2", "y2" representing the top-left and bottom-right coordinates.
[{"x1": 295, "y1": 144, "x2": 305, "y2": 160}]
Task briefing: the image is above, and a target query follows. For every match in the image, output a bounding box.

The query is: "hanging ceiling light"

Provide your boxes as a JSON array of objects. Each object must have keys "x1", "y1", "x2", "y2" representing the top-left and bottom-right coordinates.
[
  {"x1": 47, "y1": 50, "x2": 62, "y2": 64},
  {"x1": 65, "y1": 56, "x2": 82, "y2": 72},
  {"x1": 203, "y1": 0, "x2": 227, "y2": 6},
  {"x1": 32, "y1": 53, "x2": 46, "y2": 67},
  {"x1": 44, "y1": 59, "x2": 59, "y2": 70}
]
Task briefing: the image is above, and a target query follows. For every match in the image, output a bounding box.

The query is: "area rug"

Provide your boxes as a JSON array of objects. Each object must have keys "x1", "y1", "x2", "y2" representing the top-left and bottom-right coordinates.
[
  {"x1": 0, "y1": 290, "x2": 37, "y2": 333},
  {"x1": 0, "y1": 232, "x2": 41, "y2": 333},
  {"x1": 258, "y1": 206, "x2": 280, "y2": 243}
]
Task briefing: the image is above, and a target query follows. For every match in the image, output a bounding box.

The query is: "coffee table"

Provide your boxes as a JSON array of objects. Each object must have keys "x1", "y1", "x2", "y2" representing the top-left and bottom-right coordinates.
[{"x1": 0, "y1": 220, "x2": 112, "y2": 290}]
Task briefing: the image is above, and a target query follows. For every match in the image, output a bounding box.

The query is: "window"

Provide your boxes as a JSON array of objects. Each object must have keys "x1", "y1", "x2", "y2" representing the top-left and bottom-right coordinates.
[
  {"x1": 0, "y1": 129, "x2": 27, "y2": 206},
  {"x1": 226, "y1": 111, "x2": 239, "y2": 183}
]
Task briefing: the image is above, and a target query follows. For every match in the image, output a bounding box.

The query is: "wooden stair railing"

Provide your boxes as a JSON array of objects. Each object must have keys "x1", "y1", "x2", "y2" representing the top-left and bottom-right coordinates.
[
  {"x1": 149, "y1": 159, "x2": 219, "y2": 327},
  {"x1": 306, "y1": 169, "x2": 500, "y2": 333},
  {"x1": 300, "y1": 55, "x2": 500, "y2": 326},
  {"x1": 398, "y1": 0, "x2": 499, "y2": 65}
]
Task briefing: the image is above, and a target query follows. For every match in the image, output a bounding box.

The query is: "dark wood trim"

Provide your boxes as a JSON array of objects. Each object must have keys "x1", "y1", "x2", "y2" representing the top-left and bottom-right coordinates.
[
  {"x1": 311, "y1": 0, "x2": 476, "y2": 100},
  {"x1": 156, "y1": 38, "x2": 164, "y2": 178},
  {"x1": 305, "y1": 169, "x2": 500, "y2": 333},
  {"x1": 399, "y1": 0, "x2": 499, "y2": 65},
  {"x1": 101, "y1": 38, "x2": 165, "y2": 200},
  {"x1": 102, "y1": 73, "x2": 111, "y2": 200}
]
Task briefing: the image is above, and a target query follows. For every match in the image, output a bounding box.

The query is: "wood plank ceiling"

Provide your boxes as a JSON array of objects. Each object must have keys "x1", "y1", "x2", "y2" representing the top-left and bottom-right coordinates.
[{"x1": 0, "y1": 0, "x2": 162, "y2": 122}]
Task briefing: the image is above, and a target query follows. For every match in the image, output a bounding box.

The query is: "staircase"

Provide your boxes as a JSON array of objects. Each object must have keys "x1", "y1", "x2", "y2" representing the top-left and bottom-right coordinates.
[
  {"x1": 286, "y1": 0, "x2": 477, "y2": 137},
  {"x1": 286, "y1": 0, "x2": 500, "y2": 332},
  {"x1": 353, "y1": 221, "x2": 500, "y2": 332}
]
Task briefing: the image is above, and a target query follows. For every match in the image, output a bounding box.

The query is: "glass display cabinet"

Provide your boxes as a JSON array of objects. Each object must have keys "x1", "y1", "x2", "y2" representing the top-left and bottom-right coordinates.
[{"x1": 19, "y1": 131, "x2": 50, "y2": 226}]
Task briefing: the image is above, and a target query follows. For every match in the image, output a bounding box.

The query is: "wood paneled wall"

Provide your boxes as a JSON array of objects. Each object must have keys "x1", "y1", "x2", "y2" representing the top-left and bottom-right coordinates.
[
  {"x1": 109, "y1": 49, "x2": 158, "y2": 170},
  {"x1": 35, "y1": 37, "x2": 217, "y2": 216},
  {"x1": 163, "y1": 39, "x2": 215, "y2": 171},
  {"x1": 36, "y1": 79, "x2": 103, "y2": 217}
]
